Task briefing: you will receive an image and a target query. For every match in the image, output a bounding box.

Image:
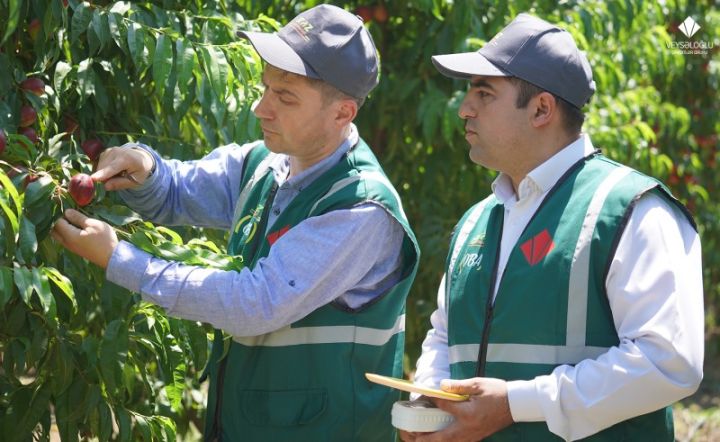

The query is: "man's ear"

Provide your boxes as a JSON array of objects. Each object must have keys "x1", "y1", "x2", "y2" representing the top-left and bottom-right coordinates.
[
  {"x1": 530, "y1": 92, "x2": 557, "y2": 129},
  {"x1": 335, "y1": 99, "x2": 358, "y2": 127}
]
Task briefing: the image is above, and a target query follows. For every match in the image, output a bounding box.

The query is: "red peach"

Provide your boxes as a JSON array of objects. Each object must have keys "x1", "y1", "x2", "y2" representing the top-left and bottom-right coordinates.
[
  {"x1": 68, "y1": 173, "x2": 95, "y2": 206},
  {"x1": 19, "y1": 105, "x2": 37, "y2": 127},
  {"x1": 20, "y1": 78, "x2": 45, "y2": 96},
  {"x1": 19, "y1": 127, "x2": 39, "y2": 144},
  {"x1": 81, "y1": 138, "x2": 104, "y2": 161}
]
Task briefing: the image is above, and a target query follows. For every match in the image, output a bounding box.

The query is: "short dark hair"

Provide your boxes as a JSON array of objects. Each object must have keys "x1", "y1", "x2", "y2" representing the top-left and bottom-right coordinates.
[
  {"x1": 506, "y1": 77, "x2": 585, "y2": 135},
  {"x1": 304, "y1": 76, "x2": 366, "y2": 109}
]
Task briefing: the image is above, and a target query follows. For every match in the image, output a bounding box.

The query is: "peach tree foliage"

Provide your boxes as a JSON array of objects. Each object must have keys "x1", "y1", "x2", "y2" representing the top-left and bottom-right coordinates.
[{"x1": 0, "y1": 0, "x2": 267, "y2": 439}]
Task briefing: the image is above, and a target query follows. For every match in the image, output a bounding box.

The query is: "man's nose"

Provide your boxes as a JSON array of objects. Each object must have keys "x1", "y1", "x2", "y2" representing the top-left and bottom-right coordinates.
[
  {"x1": 458, "y1": 94, "x2": 474, "y2": 120},
  {"x1": 253, "y1": 93, "x2": 272, "y2": 119}
]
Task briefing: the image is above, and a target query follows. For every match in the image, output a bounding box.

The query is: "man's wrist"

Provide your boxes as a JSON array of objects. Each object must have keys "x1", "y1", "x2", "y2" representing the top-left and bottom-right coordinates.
[{"x1": 129, "y1": 145, "x2": 157, "y2": 177}]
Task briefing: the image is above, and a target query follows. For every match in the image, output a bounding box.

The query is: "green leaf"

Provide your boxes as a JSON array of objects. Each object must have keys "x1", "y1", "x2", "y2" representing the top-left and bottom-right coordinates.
[
  {"x1": 0, "y1": 170, "x2": 22, "y2": 214},
  {"x1": 17, "y1": 216, "x2": 38, "y2": 265},
  {"x1": 77, "y1": 58, "x2": 96, "y2": 102},
  {"x1": 127, "y1": 22, "x2": 146, "y2": 68},
  {"x1": 43, "y1": 267, "x2": 77, "y2": 311},
  {"x1": 50, "y1": 340, "x2": 75, "y2": 395},
  {"x1": 164, "y1": 346, "x2": 186, "y2": 412},
  {"x1": 13, "y1": 266, "x2": 33, "y2": 306},
  {"x1": 115, "y1": 407, "x2": 132, "y2": 442},
  {"x1": 98, "y1": 401, "x2": 112, "y2": 440},
  {"x1": 199, "y1": 46, "x2": 229, "y2": 102},
  {"x1": 175, "y1": 38, "x2": 197, "y2": 90},
  {"x1": 91, "y1": 10, "x2": 111, "y2": 53},
  {"x1": 0, "y1": 191, "x2": 19, "y2": 236},
  {"x1": 93, "y1": 204, "x2": 143, "y2": 225},
  {"x1": 54, "y1": 61, "x2": 73, "y2": 95},
  {"x1": 107, "y1": 12, "x2": 125, "y2": 52},
  {"x1": 155, "y1": 226, "x2": 183, "y2": 244},
  {"x1": 100, "y1": 319, "x2": 129, "y2": 394},
  {"x1": 153, "y1": 34, "x2": 173, "y2": 95},
  {"x1": 0, "y1": 0, "x2": 21, "y2": 46},
  {"x1": 32, "y1": 267, "x2": 56, "y2": 321},
  {"x1": 134, "y1": 413, "x2": 153, "y2": 441},
  {"x1": 6, "y1": 383, "x2": 52, "y2": 441},
  {"x1": 185, "y1": 320, "x2": 209, "y2": 371},
  {"x1": 23, "y1": 175, "x2": 55, "y2": 208},
  {"x1": 71, "y1": 2, "x2": 93, "y2": 43},
  {"x1": 110, "y1": 1, "x2": 131, "y2": 15},
  {"x1": 0, "y1": 266, "x2": 13, "y2": 309}
]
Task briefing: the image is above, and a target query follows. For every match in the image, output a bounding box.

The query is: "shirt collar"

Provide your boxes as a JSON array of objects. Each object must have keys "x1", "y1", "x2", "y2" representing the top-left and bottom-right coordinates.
[
  {"x1": 268, "y1": 123, "x2": 359, "y2": 190},
  {"x1": 491, "y1": 134, "x2": 596, "y2": 203}
]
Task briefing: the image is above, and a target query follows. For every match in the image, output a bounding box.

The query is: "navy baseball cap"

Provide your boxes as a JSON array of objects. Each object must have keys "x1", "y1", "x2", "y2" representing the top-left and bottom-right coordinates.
[
  {"x1": 432, "y1": 14, "x2": 595, "y2": 109},
  {"x1": 239, "y1": 4, "x2": 379, "y2": 99}
]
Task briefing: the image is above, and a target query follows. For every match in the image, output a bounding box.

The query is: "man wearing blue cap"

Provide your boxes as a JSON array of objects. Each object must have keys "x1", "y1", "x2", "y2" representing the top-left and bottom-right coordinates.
[
  {"x1": 403, "y1": 13, "x2": 703, "y2": 441},
  {"x1": 52, "y1": 5, "x2": 419, "y2": 441}
]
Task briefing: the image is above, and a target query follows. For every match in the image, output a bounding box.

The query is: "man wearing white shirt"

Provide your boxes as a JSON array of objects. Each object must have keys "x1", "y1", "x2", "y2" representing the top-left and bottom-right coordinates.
[{"x1": 402, "y1": 13, "x2": 703, "y2": 442}]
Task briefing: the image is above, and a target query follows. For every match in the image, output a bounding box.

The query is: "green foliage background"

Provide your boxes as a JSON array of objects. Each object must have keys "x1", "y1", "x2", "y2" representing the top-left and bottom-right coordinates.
[{"x1": 0, "y1": 0, "x2": 717, "y2": 439}]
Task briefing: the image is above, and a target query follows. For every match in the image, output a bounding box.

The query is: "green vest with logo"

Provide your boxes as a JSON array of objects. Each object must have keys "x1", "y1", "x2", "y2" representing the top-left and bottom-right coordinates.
[
  {"x1": 203, "y1": 140, "x2": 420, "y2": 441},
  {"x1": 445, "y1": 154, "x2": 694, "y2": 441}
]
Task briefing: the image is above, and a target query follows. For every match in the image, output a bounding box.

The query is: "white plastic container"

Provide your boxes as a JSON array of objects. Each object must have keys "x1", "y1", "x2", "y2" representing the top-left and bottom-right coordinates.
[{"x1": 391, "y1": 399, "x2": 455, "y2": 432}]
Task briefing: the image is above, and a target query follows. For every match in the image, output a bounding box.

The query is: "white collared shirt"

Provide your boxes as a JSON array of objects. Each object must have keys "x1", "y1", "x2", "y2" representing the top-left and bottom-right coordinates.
[{"x1": 413, "y1": 134, "x2": 704, "y2": 440}]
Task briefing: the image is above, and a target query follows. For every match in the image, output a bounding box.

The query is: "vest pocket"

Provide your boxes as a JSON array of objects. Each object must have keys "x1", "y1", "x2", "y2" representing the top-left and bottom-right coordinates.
[{"x1": 239, "y1": 388, "x2": 328, "y2": 427}]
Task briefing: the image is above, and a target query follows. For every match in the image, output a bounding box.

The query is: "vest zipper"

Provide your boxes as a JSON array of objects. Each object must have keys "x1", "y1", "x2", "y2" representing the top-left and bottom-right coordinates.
[
  {"x1": 475, "y1": 218, "x2": 503, "y2": 377},
  {"x1": 209, "y1": 181, "x2": 279, "y2": 441},
  {"x1": 474, "y1": 155, "x2": 593, "y2": 377}
]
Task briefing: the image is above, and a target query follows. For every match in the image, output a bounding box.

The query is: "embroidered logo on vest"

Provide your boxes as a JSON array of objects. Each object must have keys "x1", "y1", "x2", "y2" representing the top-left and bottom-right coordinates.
[
  {"x1": 233, "y1": 203, "x2": 266, "y2": 244},
  {"x1": 267, "y1": 225, "x2": 291, "y2": 246},
  {"x1": 520, "y1": 229, "x2": 555, "y2": 266},
  {"x1": 468, "y1": 233, "x2": 485, "y2": 248}
]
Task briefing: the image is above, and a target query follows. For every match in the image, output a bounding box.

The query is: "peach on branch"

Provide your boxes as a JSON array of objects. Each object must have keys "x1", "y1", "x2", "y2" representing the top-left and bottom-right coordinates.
[
  {"x1": 19, "y1": 105, "x2": 37, "y2": 127},
  {"x1": 68, "y1": 173, "x2": 95, "y2": 207}
]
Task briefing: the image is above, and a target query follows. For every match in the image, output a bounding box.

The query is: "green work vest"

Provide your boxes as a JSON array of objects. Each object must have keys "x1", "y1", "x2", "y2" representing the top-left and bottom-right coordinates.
[
  {"x1": 445, "y1": 154, "x2": 694, "y2": 441},
  {"x1": 203, "y1": 140, "x2": 420, "y2": 441}
]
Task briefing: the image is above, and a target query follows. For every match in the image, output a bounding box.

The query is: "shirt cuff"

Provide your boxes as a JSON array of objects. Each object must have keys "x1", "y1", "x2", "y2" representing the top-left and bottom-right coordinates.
[
  {"x1": 106, "y1": 240, "x2": 153, "y2": 293},
  {"x1": 122, "y1": 143, "x2": 160, "y2": 193},
  {"x1": 507, "y1": 379, "x2": 545, "y2": 422}
]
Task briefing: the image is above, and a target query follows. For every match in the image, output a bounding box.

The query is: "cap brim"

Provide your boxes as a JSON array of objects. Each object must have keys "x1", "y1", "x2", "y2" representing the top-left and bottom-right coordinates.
[
  {"x1": 431, "y1": 52, "x2": 510, "y2": 79},
  {"x1": 238, "y1": 31, "x2": 320, "y2": 78}
]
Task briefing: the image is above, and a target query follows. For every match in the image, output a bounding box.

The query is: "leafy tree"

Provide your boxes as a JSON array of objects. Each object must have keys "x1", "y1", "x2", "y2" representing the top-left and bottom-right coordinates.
[
  {"x1": 0, "y1": 0, "x2": 717, "y2": 439},
  {"x1": 1, "y1": 0, "x2": 269, "y2": 439}
]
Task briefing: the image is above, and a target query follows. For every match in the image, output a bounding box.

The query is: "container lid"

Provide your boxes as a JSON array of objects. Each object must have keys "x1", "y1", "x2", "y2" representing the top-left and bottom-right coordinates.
[{"x1": 391, "y1": 400, "x2": 455, "y2": 433}]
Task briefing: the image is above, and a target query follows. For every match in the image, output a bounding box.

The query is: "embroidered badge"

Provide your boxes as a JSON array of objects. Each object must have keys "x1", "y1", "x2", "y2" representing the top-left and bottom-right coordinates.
[
  {"x1": 234, "y1": 204, "x2": 266, "y2": 244},
  {"x1": 468, "y1": 233, "x2": 485, "y2": 248}
]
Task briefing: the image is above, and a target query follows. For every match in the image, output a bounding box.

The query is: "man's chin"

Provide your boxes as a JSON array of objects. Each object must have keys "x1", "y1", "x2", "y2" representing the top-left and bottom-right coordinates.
[{"x1": 263, "y1": 138, "x2": 281, "y2": 153}]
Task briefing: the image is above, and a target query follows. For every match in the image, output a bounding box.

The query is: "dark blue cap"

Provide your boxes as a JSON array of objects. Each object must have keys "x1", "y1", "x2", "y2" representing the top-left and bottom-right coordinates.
[
  {"x1": 432, "y1": 14, "x2": 596, "y2": 109},
  {"x1": 239, "y1": 4, "x2": 379, "y2": 99}
]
